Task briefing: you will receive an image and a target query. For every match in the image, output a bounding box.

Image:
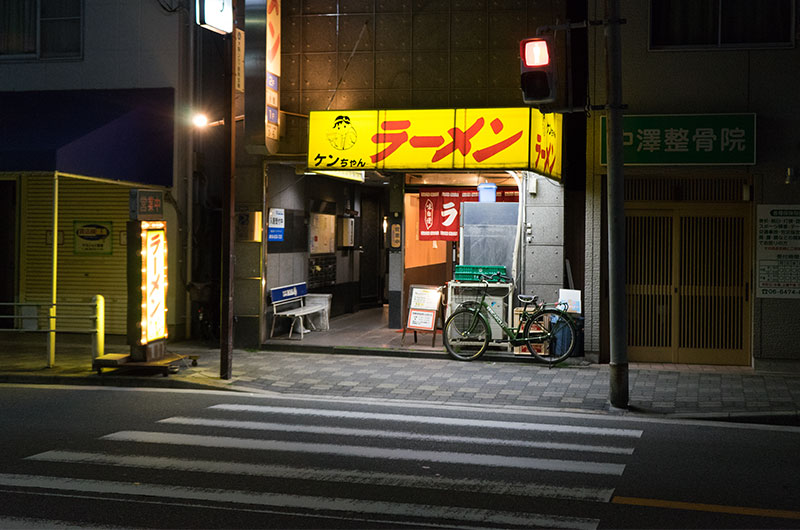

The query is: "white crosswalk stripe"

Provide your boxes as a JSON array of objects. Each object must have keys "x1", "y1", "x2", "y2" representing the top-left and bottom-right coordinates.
[
  {"x1": 209, "y1": 404, "x2": 644, "y2": 437},
  {"x1": 101, "y1": 430, "x2": 627, "y2": 475},
  {"x1": 27, "y1": 451, "x2": 616, "y2": 502},
  {"x1": 157, "y1": 416, "x2": 637, "y2": 454},
  {"x1": 0, "y1": 473, "x2": 598, "y2": 530},
  {"x1": 16, "y1": 399, "x2": 641, "y2": 529}
]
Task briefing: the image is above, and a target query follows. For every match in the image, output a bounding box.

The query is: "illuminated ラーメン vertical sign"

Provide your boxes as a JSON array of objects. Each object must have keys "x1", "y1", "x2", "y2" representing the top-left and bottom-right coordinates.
[
  {"x1": 244, "y1": 0, "x2": 281, "y2": 154},
  {"x1": 140, "y1": 221, "x2": 168, "y2": 344}
]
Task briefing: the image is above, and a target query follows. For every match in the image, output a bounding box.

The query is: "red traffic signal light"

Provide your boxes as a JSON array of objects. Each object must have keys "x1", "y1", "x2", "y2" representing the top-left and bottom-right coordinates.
[{"x1": 520, "y1": 36, "x2": 556, "y2": 105}]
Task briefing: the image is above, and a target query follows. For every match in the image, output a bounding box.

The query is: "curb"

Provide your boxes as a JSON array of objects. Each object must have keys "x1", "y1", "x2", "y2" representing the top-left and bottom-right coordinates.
[
  {"x1": 0, "y1": 373, "x2": 235, "y2": 392},
  {"x1": 260, "y1": 342, "x2": 592, "y2": 365}
]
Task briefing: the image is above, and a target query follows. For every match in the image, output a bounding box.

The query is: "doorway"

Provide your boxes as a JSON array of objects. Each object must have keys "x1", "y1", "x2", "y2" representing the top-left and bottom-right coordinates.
[
  {"x1": 358, "y1": 189, "x2": 386, "y2": 308},
  {"x1": 626, "y1": 205, "x2": 751, "y2": 365}
]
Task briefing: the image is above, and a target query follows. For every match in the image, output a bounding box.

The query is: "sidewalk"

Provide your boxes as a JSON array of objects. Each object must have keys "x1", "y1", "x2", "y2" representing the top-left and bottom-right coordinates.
[{"x1": 1, "y1": 330, "x2": 800, "y2": 423}]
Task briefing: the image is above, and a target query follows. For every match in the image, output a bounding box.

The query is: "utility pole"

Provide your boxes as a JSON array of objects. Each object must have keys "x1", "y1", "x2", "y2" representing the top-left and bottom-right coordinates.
[
  {"x1": 220, "y1": 0, "x2": 236, "y2": 379},
  {"x1": 605, "y1": 0, "x2": 628, "y2": 408}
]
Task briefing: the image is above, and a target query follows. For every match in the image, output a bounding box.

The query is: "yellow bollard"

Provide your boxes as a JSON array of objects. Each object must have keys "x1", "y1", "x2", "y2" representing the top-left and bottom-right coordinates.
[{"x1": 93, "y1": 295, "x2": 105, "y2": 359}]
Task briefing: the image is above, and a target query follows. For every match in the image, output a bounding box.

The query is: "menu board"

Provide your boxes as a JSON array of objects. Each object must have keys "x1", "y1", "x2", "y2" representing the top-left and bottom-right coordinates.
[{"x1": 403, "y1": 285, "x2": 443, "y2": 342}]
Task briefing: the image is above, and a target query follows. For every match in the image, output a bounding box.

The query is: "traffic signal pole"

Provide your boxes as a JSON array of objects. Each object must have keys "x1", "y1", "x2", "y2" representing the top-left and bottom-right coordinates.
[
  {"x1": 523, "y1": 7, "x2": 628, "y2": 407},
  {"x1": 605, "y1": 0, "x2": 629, "y2": 408}
]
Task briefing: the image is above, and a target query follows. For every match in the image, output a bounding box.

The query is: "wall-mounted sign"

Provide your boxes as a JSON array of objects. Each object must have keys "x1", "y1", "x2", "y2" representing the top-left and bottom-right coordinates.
[
  {"x1": 268, "y1": 208, "x2": 285, "y2": 241},
  {"x1": 235, "y1": 28, "x2": 245, "y2": 93},
  {"x1": 309, "y1": 213, "x2": 335, "y2": 254},
  {"x1": 129, "y1": 189, "x2": 164, "y2": 220},
  {"x1": 73, "y1": 221, "x2": 113, "y2": 255},
  {"x1": 390, "y1": 223, "x2": 402, "y2": 249},
  {"x1": 600, "y1": 114, "x2": 756, "y2": 165},
  {"x1": 196, "y1": 0, "x2": 233, "y2": 34},
  {"x1": 244, "y1": 0, "x2": 281, "y2": 154},
  {"x1": 756, "y1": 205, "x2": 800, "y2": 298},
  {"x1": 266, "y1": 0, "x2": 281, "y2": 141},
  {"x1": 308, "y1": 108, "x2": 563, "y2": 179}
]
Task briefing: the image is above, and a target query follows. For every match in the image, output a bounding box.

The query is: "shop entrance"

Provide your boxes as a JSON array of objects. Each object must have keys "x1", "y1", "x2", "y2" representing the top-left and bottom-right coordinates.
[
  {"x1": 404, "y1": 192, "x2": 450, "y2": 297},
  {"x1": 626, "y1": 205, "x2": 751, "y2": 365},
  {"x1": 402, "y1": 173, "x2": 521, "y2": 320}
]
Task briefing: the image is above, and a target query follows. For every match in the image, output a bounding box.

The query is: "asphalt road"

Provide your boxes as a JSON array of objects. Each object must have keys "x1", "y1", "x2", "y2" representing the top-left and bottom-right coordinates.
[{"x1": 1, "y1": 385, "x2": 799, "y2": 529}]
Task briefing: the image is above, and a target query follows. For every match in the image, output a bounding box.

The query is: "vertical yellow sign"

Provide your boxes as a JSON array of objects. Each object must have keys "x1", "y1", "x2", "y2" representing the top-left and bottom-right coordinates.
[
  {"x1": 141, "y1": 221, "x2": 168, "y2": 344},
  {"x1": 529, "y1": 110, "x2": 563, "y2": 179}
]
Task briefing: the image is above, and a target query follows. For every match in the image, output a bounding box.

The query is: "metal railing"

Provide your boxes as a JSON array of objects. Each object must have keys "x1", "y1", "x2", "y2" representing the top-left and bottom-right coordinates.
[{"x1": 0, "y1": 295, "x2": 105, "y2": 367}]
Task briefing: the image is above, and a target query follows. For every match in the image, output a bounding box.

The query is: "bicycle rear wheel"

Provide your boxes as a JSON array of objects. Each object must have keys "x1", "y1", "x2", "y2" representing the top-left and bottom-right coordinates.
[
  {"x1": 443, "y1": 308, "x2": 489, "y2": 361},
  {"x1": 524, "y1": 309, "x2": 576, "y2": 365}
]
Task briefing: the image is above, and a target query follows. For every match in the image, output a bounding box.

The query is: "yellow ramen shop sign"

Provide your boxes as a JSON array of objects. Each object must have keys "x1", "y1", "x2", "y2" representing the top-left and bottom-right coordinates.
[{"x1": 308, "y1": 108, "x2": 562, "y2": 179}]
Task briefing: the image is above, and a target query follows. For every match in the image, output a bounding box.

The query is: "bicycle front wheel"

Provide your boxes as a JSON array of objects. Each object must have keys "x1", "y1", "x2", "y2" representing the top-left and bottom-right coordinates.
[
  {"x1": 443, "y1": 308, "x2": 490, "y2": 361},
  {"x1": 524, "y1": 309, "x2": 576, "y2": 365}
]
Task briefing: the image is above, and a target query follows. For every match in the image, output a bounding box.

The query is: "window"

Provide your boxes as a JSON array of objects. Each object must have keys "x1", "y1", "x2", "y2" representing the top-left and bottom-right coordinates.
[
  {"x1": 650, "y1": 0, "x2": 795, "y2": 49},
  {"x1": 0, "y1": 0, "x2": 82, "y2": 59}
]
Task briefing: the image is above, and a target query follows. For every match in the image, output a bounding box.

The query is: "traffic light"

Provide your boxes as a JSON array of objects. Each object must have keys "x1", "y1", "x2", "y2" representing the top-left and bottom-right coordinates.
[{"x1": 520, "y1": 36, "x2": 556, "y2": 106}]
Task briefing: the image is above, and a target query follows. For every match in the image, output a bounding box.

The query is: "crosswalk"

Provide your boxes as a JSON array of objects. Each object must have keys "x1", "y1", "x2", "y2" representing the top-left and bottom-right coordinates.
[{"x1": 5, "y1": 397, "x2": 643, "y2": 529}]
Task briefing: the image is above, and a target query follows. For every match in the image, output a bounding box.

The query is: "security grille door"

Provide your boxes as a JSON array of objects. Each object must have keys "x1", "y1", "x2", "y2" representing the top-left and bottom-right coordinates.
[
  {"x1": 626, "y1": 212, "x2": 673, "y2": 361},
  {"x1": 626, "y1": 207, "x2": 750, "y2": 365}
]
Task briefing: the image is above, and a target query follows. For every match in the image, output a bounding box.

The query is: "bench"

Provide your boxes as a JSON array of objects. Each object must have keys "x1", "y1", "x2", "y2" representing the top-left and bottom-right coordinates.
[{"x1": 269, "y1": 282, "x2": 330, "y2": 340}]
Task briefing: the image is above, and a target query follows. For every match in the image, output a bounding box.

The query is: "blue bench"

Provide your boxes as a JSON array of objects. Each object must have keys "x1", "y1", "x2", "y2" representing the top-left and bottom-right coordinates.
[{"x1": 269, "y1": 282, "x2": 330, "y2": 340}]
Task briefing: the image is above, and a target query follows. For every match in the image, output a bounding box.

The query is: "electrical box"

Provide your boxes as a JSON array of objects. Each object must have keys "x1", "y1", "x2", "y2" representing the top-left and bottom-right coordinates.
[{"x1": 337, "y1": 217, "x2": 355, "y2": 247}]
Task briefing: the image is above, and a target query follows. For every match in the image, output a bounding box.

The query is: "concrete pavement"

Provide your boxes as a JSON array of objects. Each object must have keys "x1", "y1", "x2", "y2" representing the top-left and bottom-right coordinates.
[{"x1": 1, "y1": 332, "x2": 800, "y2": 423}]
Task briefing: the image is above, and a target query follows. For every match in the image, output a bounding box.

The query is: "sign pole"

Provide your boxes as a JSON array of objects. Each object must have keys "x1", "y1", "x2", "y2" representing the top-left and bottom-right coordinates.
[{"x1": 219, "y1": 0, "x2": 236, "y2": 379}]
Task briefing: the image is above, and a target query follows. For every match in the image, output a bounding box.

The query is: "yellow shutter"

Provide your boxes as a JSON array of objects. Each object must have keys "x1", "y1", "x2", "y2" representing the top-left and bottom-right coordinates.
[{"x1": 20, "y1": 174, "x2": 130, "y2": 334}]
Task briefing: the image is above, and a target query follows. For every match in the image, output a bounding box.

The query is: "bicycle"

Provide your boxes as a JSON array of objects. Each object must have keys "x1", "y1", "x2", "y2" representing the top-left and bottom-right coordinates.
[{"x1": 443, "y1": 272, "x2": 578, "y2": 365}]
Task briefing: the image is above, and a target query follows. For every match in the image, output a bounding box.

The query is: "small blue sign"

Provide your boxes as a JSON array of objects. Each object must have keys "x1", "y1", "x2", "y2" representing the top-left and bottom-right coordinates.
[
  {"x1": 267, "y1": 72, "x2": 279, "y2": 91},
  {"x1": 267, "y1": 106, "x2": 279, "y2": 124},
  {"x1": 268, "y1": 208, "x2": 284, "y2": 241}
]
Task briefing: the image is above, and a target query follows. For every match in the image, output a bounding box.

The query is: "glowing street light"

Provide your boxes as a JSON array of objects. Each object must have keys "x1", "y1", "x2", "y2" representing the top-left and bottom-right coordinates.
[{"x1": 192, "y1": 113, "x2": 209, "y2": 128}]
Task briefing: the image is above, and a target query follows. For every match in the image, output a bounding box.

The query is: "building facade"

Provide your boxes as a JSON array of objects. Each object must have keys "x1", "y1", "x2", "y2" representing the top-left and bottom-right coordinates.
[
  {"x1": 584, "y1": 0, "x2": 800, "y2": 369},
  {"x1": 0, "y1": 1, "x2": 193, "y2": 339},
  {"x1": 200, "y1": 0, "x2": 586, "y2": 348}
]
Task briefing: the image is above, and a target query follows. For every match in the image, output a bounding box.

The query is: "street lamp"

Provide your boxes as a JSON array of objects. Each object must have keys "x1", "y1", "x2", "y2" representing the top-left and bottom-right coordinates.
[
  {"x1": 192, "y1": 113, "x2": 209, "y2": 128},
  {"x1": 195, "y1": 0, "x2": 237, "y2": 380}
]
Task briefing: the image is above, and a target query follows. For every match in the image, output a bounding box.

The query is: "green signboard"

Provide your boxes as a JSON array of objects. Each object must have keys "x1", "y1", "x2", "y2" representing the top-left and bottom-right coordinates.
[{"x1": 600, "y1": 114, "x2": 756, "y2": 165}]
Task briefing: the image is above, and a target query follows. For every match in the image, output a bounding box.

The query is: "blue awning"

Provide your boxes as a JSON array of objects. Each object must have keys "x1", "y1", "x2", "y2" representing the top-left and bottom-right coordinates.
[{"x1": 0, "y1": 88, "x2": 174, "y2": 187}]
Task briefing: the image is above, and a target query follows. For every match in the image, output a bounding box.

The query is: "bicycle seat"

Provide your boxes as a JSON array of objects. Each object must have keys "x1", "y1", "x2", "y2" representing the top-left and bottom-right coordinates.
[{"x1": 517, "y1": 294, "x2": 537, "y2": 304}]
